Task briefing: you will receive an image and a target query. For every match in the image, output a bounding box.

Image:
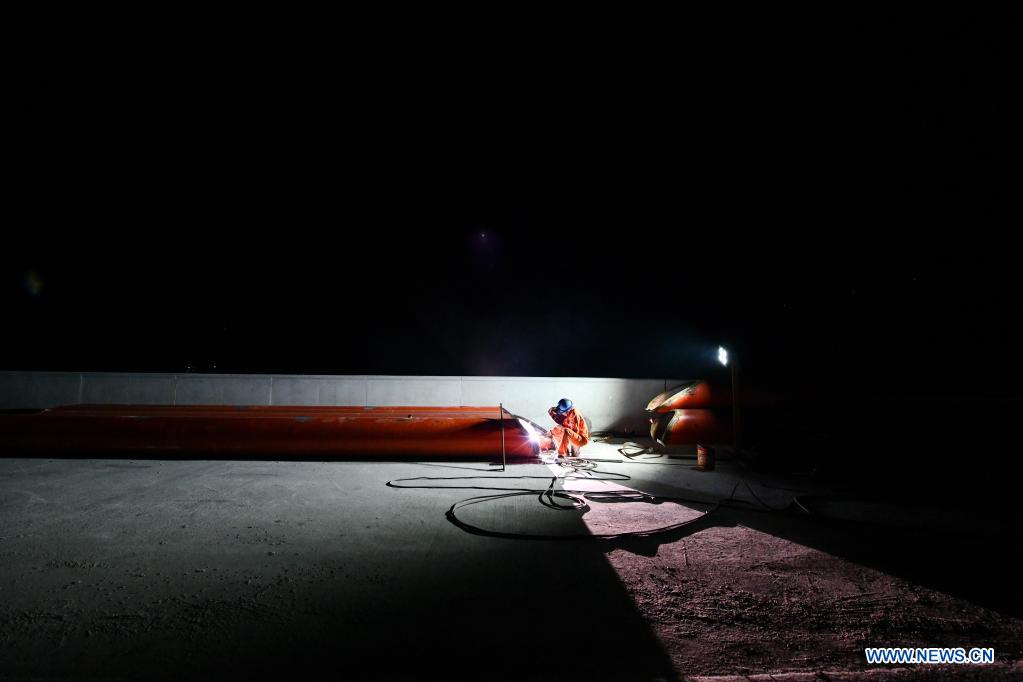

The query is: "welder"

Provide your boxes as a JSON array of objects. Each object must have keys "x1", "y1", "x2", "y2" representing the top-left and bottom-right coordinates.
[{"x1": 539, "y1": 398, "x2": 590, "y2": 457}]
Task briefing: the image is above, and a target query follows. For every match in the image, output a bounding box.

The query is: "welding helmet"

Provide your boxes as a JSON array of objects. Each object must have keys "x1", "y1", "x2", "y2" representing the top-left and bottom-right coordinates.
[{"x1": 555, "y1": 398, "x2": 573, "y2": 414}]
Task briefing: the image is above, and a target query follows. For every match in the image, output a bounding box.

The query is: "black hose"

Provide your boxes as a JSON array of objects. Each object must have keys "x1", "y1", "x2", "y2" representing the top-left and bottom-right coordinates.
[{"x1": 384, "y1": 464, "x2": 785, "y2": 541}]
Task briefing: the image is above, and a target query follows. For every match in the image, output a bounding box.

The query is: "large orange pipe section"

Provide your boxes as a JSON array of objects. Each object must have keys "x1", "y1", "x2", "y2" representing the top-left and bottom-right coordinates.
[
  {"x1": 649, "y1": 409, "x2": 732, "y2": 446},
  {"x1": 647, "y1": 381, "x2": 732, "y2": 446},
  {"x1": 0, "y1": 405, "x2": 537, "y2": 459},
  {"x1": 646, "y1": 381, "x2": 723, "y2": 411}
]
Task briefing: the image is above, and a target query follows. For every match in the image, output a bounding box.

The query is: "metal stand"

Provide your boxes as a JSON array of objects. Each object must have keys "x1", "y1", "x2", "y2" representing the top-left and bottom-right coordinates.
[
  {"x1": 731, "y1": 359, "x2": 741, "y2": 456},
  {"x1": 499, "y1": 402, "x2": 507, "y2": 472}
]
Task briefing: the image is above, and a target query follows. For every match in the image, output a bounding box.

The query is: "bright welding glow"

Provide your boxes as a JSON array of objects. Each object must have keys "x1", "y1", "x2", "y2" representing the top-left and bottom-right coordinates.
[
  {"x1": 718, "y1": 346, "x2": 729, "y2": 366},
  {"x1": 518, "y1": 418, "x2": 541, "y2": 443}
]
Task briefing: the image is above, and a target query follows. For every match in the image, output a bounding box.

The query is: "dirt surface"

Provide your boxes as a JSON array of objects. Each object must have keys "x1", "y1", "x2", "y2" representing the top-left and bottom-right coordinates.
[
  {"x1": 599, "y1": 505, "x2": 1023, "y2": 678},
  {"x1": 550, "y1": 451, "x2": 1023, "y2": 680}
]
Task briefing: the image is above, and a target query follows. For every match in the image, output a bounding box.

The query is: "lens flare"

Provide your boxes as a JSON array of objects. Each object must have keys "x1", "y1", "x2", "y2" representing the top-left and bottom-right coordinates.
[
  {"x1": 24, "y1": 270, "x2": 43, "y2": 297},
  {"x1": 517, "y1": 418, "x2": 541, "y2": 443}
]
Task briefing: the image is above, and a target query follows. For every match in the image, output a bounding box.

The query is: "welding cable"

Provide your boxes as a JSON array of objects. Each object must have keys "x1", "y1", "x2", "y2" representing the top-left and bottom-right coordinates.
[
  {"x1": 585, "y1": 432, "x2": 663, "y2": 459},
  {"x1": 555, "y1": 457, "x2": 599, "y2": 472},
  {"x1": 538, "y1": 476, "x2": 588, "y2": 511},
  {"x1": 618, "y1": 449, "x2": 702, "y2": 466},
  {"x1": 387, "y1": 471, "x2": 782, "y2": 515},
  {"x1": 386, "y1": 460, "x2": 806, "y2": 542},
  {"x1": 613, "y1": 439, "x2": 718, "y2": 463},
  {"x1": 619, "y1": 447, "x2": 662, "y2": 460},
  {"x1": 614, "y1": 441, "x2": 698, "y2": 464},
  {"x1": 740, "y1": 479, "x2": 792, "y2": 512},
  {"x1": 592, "y1": 433, "x2": 707, "y2": 465},
  {"x1": 385, "y1": 472, "x2": 633, "y2": 492},
  {"x1": 590, "y1": 432, "x2": 655, "y2": 444},
  {"x1": 581, "y1": 489, "x2": 656, "y2": 502},
  {"x1": 570, "y1": 457, "x2": 803, "y2": 513},
  {"x1": 444, "y1": 489, "x2": 721, "y2": 541},
  {"x1": 539, "y1": 472, "x2": 659, "y2": 508},
  {"x1": 595, "y1": 450, "x2": 803, "y2": 512},
  {"x1": 386, "y1": 472, "x2": 741, "y2": 541}
]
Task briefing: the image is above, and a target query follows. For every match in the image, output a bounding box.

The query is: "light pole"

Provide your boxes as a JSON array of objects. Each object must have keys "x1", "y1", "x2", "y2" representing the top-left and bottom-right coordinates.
[{"x1": 719, "y1": 346, "x2": 740, "y2": 454}]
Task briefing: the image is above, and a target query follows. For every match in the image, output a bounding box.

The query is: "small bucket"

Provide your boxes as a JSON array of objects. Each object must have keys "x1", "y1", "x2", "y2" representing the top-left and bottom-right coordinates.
[{"x1": 696, "y1": 444, "x2": 715, "y2": 471}]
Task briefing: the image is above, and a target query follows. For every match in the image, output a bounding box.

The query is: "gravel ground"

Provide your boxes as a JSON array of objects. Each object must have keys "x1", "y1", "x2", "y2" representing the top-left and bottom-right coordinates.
[
  {"x1": 556, "y1": 450, "x2": 1023, "y2": 679},
  {"x1": 605, "y1": 515, "x2": 1023, "y2": 677}
]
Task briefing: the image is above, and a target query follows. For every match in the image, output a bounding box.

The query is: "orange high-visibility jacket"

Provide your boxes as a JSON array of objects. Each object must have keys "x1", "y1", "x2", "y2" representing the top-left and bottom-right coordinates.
[{"x1": 547, "y1": 406, "x2": 590, "y2": 455}]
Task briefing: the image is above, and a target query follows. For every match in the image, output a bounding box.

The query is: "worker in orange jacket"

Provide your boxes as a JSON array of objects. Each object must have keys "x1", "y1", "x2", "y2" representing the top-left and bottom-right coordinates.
[{"x1": 540, "y1": 398, "x2": 590, "y2": 457}]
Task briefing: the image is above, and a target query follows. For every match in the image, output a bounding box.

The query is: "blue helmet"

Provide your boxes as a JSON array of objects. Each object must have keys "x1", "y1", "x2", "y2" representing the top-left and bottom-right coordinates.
[{"x1": 556, "y1": 398, "x2": 573, "y2": 414}]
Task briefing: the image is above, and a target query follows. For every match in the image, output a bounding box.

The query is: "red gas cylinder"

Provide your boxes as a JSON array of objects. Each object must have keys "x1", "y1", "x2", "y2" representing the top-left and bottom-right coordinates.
[{"x1": 695, "y1": 444, "x2": 716, "y2": 471}]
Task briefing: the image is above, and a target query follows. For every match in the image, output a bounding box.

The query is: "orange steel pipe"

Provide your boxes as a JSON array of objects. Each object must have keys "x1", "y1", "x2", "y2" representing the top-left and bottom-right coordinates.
[
  {"x1": 646, "y1": 381, "x2": 721, "y2": 411},
  {"x1": 0, "y1": 405, "x2": 537, "y2": 459},
  {"x1": 649, "y1": 408, "x2": 732, "y2": 445}
]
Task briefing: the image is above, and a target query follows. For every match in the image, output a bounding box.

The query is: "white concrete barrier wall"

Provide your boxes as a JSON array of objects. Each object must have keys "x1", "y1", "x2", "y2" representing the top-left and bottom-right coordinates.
[{"x1": 0, "y1": 371, "x2": 681, "y2": 434}]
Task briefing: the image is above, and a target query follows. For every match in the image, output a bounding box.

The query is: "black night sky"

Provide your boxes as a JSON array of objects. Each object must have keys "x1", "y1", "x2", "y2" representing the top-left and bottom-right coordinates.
[
  {"x1": 5, "y1": 17, "x2": 1023, "y2": 682},
  {"x1": 3, "y1": 15, "x2": 1018, "y2": 405}
]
